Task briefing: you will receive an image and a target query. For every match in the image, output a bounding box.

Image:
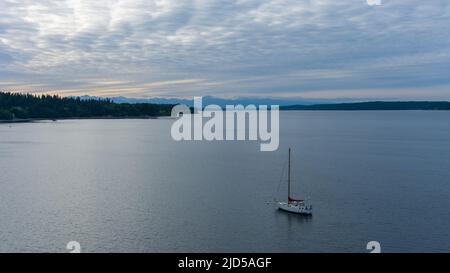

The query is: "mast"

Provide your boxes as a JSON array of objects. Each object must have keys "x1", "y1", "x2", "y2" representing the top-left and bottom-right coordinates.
[{"x1": 288, "y1": 148, "x2": 291, "y2": 201}]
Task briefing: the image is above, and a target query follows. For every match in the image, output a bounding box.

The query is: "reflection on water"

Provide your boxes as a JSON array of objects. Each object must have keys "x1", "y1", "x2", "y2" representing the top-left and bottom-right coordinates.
[{"x1": 0, "y1": 111, "x2": 449, "y2": 252}]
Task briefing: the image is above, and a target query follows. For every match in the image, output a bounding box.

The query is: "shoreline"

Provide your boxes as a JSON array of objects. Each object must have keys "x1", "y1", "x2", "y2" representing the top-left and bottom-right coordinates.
[
  {"x1": 0, "y1": 115, "x2": 167, "y2": 124},
  {"x1": 2, "y1": 109, "x2": 450, "y2": 124}
]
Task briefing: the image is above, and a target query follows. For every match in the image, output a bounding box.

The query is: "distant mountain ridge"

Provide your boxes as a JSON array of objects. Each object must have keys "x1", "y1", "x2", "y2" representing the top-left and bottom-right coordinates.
[
  {"x1": 77, "y1": 95, "x2": 320, "y2": 106},
  {"x1": 77, "y1": 95, "x2": 450, "y2": 110}
]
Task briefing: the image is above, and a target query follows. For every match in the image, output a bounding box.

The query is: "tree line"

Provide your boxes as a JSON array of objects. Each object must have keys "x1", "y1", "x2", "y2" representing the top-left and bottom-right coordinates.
[{"x1": 0, "y1": 92, "x2": 175, "y2": 120}]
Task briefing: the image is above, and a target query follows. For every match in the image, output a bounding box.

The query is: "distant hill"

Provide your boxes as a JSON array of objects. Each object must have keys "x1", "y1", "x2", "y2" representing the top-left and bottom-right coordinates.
[{"x1": 281, "y1": 101, "x2": 450, "y2": 111}]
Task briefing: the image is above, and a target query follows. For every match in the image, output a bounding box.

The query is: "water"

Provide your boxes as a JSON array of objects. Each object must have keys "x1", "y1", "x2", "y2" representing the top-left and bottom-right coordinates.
[{"x1": 0, "y1": 111, "x2": 449, "y2": 253}]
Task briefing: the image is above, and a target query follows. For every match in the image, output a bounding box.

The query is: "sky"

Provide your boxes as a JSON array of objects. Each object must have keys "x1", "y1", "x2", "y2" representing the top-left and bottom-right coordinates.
[{"x1": 0, "y1": 0, "x2": 450, "y2": 101}]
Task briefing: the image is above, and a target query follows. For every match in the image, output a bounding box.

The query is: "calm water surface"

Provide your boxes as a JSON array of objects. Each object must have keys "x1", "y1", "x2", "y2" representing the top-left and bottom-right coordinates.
[{"x1": 0, "y1": 111, "x2": 449, "y2": 252}]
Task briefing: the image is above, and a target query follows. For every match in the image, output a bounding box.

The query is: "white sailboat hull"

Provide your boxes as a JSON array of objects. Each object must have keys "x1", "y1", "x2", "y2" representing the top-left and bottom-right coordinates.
[{"x1": 278, "y1": 202, "x2": 312, "y2": 215}]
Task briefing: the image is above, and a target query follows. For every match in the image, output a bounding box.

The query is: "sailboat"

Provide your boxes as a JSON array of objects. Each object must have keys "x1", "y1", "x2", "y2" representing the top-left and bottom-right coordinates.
[{"x1": 278, "y1": 148, "x2": 313, "y2": 215}]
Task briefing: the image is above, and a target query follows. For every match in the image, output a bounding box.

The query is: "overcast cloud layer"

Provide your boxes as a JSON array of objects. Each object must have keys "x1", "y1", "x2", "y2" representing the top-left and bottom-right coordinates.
[{"x1": 0, "y1": 0, "x2": 450, "y2": 101}]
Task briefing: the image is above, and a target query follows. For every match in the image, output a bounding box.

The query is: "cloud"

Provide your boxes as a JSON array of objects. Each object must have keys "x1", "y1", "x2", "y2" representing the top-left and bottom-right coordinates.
[{"x1": 0, "y1": 0, "x2": 450, "y2": 100}]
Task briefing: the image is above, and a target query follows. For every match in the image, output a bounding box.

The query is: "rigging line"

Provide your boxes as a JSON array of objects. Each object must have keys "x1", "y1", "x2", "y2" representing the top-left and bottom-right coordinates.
[
  {"x1": 273, "y1": 156, "x2": 288, "y2": 204},
  {"x1": 290, "y1": 149, "x2": 293, "y2": 184}
]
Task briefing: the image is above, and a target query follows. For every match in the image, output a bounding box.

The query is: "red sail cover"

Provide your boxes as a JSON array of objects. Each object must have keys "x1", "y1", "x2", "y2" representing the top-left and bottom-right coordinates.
[{"x1": 288, "y1": 197, "x2": 304, "y2": 203}]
